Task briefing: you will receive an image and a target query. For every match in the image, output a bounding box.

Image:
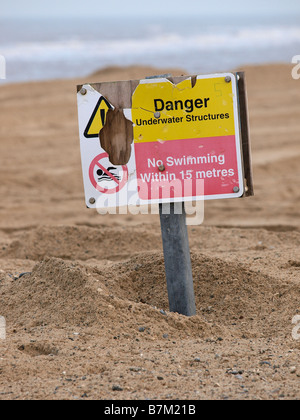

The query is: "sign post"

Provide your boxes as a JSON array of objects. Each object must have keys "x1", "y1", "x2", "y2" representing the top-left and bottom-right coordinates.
[
  {"x1": 77, "y1": 71, "x2": 253, "y2": 317},
  {"x1": 159, "y1": 202, "x2": 196, "y2": 316}
]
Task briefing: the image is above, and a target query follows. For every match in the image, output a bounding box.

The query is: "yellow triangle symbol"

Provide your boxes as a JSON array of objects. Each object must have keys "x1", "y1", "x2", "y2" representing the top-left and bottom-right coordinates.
[{"x1": 84, "y1": 96, "x2": 112, "y2": 138}]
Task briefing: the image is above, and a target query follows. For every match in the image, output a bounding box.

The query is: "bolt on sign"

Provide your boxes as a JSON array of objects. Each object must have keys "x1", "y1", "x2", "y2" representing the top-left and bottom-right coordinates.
[{"x1": 77, "y1": 73, "x2": 253, "y2": 210}]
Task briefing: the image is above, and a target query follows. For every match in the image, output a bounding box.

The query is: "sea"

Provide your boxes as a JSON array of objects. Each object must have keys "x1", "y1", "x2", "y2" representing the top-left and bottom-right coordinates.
[{"x1": 0, "y1": 13, "x2": 299, "y2": 83}]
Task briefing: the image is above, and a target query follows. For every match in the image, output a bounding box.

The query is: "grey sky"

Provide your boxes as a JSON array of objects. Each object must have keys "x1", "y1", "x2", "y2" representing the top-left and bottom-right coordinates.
[{"x1": 1, "y1": 0, "x2": 300, "y2": 18}]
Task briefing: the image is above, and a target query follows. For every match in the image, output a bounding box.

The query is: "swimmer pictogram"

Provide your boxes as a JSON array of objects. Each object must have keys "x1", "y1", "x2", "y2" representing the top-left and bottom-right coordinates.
[{"x1": 89, "y1": 153, "x2": 128, "y2": 195}]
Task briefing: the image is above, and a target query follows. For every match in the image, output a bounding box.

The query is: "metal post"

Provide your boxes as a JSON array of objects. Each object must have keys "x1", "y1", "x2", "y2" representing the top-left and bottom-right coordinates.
[{"x1": 159, "y1": 202, "x2": 196, "y2": 316}]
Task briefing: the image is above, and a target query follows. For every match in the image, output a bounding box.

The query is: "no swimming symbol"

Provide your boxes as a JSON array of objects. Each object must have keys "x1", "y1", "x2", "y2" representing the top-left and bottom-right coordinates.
[{"x1": 89, "y1": 153, "x2": 128, "y2": 194}]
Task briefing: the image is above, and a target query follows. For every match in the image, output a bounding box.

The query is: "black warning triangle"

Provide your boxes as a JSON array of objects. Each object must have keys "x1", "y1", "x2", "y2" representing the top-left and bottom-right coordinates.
[{"x1": 84, "y1": 96, "x2": 113, "y2": 138}]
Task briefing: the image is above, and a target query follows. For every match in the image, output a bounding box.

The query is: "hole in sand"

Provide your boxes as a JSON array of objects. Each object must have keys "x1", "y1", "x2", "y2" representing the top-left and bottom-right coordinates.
[{"x1": 18, "y1": 343, "x2": 58, "y2": 357}]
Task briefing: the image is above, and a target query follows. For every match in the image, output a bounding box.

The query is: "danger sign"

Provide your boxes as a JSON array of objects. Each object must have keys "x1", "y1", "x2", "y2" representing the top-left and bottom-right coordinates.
[
  {"x1": 77, "y1": 73, "x2": 252, "y2": 209},
  {"x1": 131, "y1": 75, "x2": 243, "y2": 200}
]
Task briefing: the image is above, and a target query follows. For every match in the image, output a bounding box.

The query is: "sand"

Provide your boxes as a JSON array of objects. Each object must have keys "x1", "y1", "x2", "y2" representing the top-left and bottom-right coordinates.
[{"x1": 0, "y1": 64, "x2": 299, "y2": 400}]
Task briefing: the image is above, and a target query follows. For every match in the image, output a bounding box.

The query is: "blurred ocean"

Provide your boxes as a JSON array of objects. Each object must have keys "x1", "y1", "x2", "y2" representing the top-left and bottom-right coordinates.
[{"x1": 0, "y1": 14, "x2": 299, "y2": 83}]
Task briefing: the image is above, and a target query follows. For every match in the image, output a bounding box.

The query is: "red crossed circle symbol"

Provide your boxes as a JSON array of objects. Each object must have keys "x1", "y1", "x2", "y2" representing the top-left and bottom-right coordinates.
[{"x1": 89, "y1": 153, "x2": 128, "y2": 194}]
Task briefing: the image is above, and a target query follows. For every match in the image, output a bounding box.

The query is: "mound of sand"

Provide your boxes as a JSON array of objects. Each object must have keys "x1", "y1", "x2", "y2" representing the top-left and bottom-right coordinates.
[{"x1": 1, "y1": 250, "x2": 298, "y2": 341}]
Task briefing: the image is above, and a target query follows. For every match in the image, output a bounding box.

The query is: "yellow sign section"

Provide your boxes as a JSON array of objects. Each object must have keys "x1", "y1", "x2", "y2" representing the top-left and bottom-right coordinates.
[
  {"x1": 131, "y1": 76, "x2": 236, "y2": 143},
  {"x1": 84, "y1": 96, "x2": 112, "y2": 138}
]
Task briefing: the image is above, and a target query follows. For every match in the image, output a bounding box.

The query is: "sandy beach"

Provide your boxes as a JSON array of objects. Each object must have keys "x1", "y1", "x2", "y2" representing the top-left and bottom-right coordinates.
[{"x1": 0, "y1": 63, "x2": 299, "y2": 400}]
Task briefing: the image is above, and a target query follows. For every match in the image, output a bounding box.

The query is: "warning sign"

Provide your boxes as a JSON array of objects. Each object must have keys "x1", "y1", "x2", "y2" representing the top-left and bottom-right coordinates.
[
  {"x1": 131, "y1": 74, "x2": 244, "y2": 200},
  {"x1": 77, "y1": 74, "x2": 250, "y2": 209}
]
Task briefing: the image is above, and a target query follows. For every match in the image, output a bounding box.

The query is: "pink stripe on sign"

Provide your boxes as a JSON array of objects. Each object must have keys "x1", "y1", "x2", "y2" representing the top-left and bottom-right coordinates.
[{"x1": 134, "y1": 136, "x2": 239, "y2": 200}]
